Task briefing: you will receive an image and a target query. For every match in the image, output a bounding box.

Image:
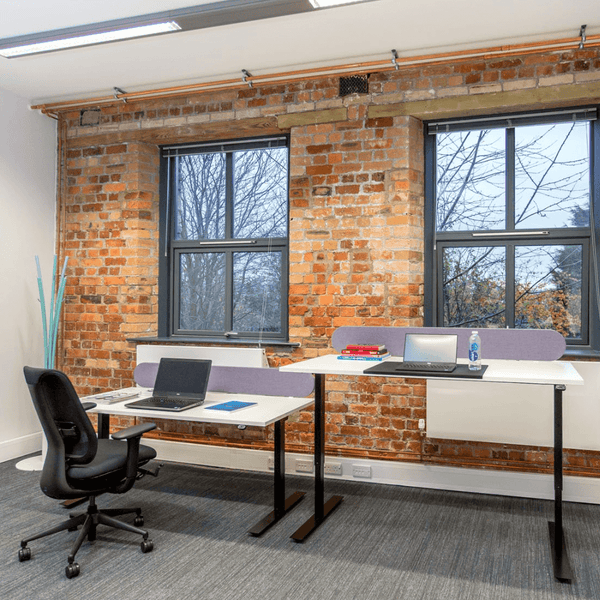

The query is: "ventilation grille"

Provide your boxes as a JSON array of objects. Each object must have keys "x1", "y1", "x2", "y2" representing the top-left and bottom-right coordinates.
[{"x1": 339, "y1": 75, "x2": 369, "y2": 97}]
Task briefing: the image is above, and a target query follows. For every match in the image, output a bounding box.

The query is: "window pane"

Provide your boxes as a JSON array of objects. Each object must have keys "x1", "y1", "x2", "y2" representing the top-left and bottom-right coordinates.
[
  {"x1": 179, "y1": 253, "x2": 226, "y2": 331},
  {"x1": 515, "y1": 122, "x2": 590, "y2": 229},
  {"x1": 442, "y1": 246, "x2": 506, "y2": 327},
  {"x1": 436, "y1": 130, "x2": 505, "y2": 232},
  {"x1": 175, "y1": 154, "x2": 226, "y2": 240},
  {"x1": 515, "y1": 245, "x2": 582, "y2": 338},
  {"x1": 233, "y1": 148, "x2": 288, "y2": 239},
  {"x1": 233, "y1": 252, "x2": 282, "y2": 333}
]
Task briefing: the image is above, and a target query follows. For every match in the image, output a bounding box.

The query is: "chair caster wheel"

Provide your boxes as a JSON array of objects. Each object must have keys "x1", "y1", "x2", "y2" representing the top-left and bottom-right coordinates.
[
  {"x1": 134, "y1": 516, "x2": 144, "y2": 527},
  {"x1": 65, "y1": 563, "x2": 80, "y2": 579},
  {"x1": 18, "y1": 547, "x2": 31, "y2": 562},
  {"x1": 141, "y1": 539, "x2": 154, "y2": 553}
]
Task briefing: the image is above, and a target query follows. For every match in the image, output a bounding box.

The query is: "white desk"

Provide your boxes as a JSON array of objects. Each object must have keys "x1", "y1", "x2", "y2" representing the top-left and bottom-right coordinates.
[
  {"x1": 86, "y1": 387, "x2": 314, "y2": 427},
  {"x1": 86, "y1": 388, "x2": 314, "y2": 537},
  {"x1": 280, "y1": 355, "x2": 583, "y2": 582},
  {"x1": 284, "y1": 355, "x2": 583, "y2": 386}
]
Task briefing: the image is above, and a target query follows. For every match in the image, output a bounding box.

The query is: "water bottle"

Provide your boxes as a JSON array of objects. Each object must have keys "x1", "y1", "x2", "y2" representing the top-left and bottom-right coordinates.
[{"x1": 468, "y1": 331, "x2": 481, "y2": 371}]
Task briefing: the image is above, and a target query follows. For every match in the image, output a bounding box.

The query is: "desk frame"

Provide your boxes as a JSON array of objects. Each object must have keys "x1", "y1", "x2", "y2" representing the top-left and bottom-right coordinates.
[
  {"x1": 280, "y1": 356, "x2": 581, "y2": 583},
  {"x1": 550, "y1": 384, "x2": 571, "y2": 582},
  {"x1": 290, "y1": 374, "x2": 343, "y2": 542},
  {"x1": 95, "y1": 405, "x2": 305, "y2": 537}
]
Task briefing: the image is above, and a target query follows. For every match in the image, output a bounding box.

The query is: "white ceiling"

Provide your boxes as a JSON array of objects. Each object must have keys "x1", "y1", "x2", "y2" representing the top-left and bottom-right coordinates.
[{"x1": 0, "y1": 0, "x2": 598, "y2": 105}]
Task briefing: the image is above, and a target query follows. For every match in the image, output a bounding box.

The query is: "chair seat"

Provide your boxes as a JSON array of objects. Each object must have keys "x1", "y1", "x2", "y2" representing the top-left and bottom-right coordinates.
[{"x1": 68, "y1": 439, "x2": 156, "y2": 480}]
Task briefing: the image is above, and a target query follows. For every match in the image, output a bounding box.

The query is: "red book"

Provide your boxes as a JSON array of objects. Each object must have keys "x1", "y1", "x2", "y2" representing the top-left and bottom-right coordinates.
[
  {"x1": 345, "y1": 344, "x2": 385, "y2": 352},
  {"x1": 342, "y1": 348, "x2": 388, "y2": 356}
]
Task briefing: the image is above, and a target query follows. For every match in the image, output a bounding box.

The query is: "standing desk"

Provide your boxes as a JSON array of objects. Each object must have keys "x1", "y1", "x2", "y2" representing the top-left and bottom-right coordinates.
[
  {"x1": 279, "y1": 354, "x2": 583, "y2": 582},
  {"x1": 86, "y1": 388, "x2": 314, "y2": 537}
]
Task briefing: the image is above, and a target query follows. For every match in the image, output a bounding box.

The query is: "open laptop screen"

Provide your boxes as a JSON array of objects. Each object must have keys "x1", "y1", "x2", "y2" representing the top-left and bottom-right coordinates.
[
  {"x1": 403, "y1": 334, "x2": 458, "y2": 364},
  {"x1": 153, "y1": 358, "x2": 212, "y2": 401}
]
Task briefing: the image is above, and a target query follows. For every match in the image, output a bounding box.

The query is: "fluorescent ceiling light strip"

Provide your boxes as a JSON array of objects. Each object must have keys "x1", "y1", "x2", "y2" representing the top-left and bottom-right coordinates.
[
  {"x1": 0, "y1": 21, "x2": 181, "y2": 58},
  {"x1": 309, "y1": 0, "x2": 365, "y2": 7}
]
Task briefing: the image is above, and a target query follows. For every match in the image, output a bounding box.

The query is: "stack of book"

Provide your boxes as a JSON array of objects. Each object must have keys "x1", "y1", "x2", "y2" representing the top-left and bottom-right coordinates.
[{"x1": 337, "y1": 344, "x2": 391, "y2": 361}]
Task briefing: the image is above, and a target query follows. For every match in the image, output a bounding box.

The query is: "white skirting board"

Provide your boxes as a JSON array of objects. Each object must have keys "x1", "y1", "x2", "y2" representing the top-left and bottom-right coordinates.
[
  {"x1": 144, "y1": 438, "x2": 600, "y2": 505},
  {"x1": 0, "y1": 431, "x2": 42, "y2": 464}
]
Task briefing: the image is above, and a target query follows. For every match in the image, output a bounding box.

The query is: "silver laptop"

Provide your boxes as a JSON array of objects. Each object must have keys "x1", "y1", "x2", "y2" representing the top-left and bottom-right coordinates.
[
  {"x1": 398, "y1": 334, "x2": 458, "y2": 373},
  {"x1": 126, "y1": 358, "x2": 212, "y2": 411}
]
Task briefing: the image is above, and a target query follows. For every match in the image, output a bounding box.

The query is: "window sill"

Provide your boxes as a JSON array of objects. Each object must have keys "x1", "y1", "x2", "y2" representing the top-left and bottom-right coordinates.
[
  {"x1": 561, "y1": 347, "x2": 600, "y2": 360},
  {"x1": 126, "y1": 335, "x2": 300, "y2": 349}
]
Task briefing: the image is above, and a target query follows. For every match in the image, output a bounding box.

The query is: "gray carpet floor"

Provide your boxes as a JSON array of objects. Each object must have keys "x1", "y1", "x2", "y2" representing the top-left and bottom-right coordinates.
[{"x1": 2, "y1": 455, "x2": 600, "y2": 599}]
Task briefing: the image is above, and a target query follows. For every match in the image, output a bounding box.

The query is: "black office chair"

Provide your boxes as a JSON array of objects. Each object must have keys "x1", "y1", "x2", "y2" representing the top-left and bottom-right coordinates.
[{"x1": 20, "y1": 366, "x2": 159, "y2": 579}]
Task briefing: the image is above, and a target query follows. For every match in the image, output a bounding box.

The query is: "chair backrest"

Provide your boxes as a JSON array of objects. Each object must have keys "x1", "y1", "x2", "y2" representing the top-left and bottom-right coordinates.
[{"x1": 23, "y1": 367, "x2": 98, "y2": 499}]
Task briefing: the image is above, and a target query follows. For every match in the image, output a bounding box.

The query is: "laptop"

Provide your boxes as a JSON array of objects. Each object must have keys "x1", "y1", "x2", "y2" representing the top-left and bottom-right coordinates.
[
  {"x1": 395, "y1": 333, "x2": 458, "y2": 373},
  {"x1": 126, "y1": 357, "x2": 212, "y2": 412}
]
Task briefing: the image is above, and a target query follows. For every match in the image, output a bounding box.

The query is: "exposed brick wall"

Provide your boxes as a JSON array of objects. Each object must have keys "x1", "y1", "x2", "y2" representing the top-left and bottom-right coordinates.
[
  {"x1": 63, "y1": 142, "x2": 160, "y2": 393},
  {"x1": 288, "y1": 109, "x2": 424, "y2": 347},
  {"x1": 56, "y1": 47, "x2": 600, "y2": 476},
  {"x1": 282, "y1": 109, "x2": 427, "y2": 457}
]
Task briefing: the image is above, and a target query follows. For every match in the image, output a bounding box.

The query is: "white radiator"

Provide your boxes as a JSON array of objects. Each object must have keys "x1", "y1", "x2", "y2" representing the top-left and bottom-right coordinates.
[
  {"x1": 136, "y1": 344, "x2": 267, "y2": 368},
  {"x1": 426, "y1": 361, "x2": 600, "y2": 451}
]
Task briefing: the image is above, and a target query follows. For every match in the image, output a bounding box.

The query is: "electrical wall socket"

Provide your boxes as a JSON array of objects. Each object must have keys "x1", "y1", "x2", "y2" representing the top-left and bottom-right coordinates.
[
  {"x1": 295, "y1": 459, "x2": 314, "y2": 473},
  {"x1": 324, "y1": 462, "x2": 342, "y2": 476},
  {"x1": 418, "y1": 418, "x2": 426, "y2": 430},
  {"x1": 352, "y1": 464, "x2": 372, "y2": 478}
]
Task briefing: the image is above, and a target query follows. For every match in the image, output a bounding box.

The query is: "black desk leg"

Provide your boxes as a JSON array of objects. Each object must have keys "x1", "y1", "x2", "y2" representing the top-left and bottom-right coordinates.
[
  {"x1": 291, "y1": 373, "x2": 343, "y2": 542},
  {"x1": 548, "y1": 384, "x2": 573, "y2": 583},
  {"x1": 97, "y1": 413, "x2": 110, "y2": 439},
  {"x1": 248, "y1": 418, "x2": 305, "y2": 536}
]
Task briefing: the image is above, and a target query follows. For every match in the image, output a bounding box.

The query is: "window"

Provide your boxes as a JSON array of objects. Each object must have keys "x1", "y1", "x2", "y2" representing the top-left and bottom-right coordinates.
[
  {"x1": 158, "y1": 136, "x2": 289, "y2": 341},
  {"x1": 424, "y1": 108, "x2": 600, "y2": 352}
]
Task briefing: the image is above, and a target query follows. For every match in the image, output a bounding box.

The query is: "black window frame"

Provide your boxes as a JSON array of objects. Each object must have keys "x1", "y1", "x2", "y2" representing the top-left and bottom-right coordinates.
[
  {"x1": 424, "y1": 106, "x2": 600, "y2": 355},
  {"x1": 158, "y1": 135, "x2": 290, "y2": 343}
]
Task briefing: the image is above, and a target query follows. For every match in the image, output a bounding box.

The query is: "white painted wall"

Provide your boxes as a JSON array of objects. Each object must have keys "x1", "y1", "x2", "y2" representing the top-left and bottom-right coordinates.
[{"x1": 0, "y1": 87, "x2": 56, "y2": 462}]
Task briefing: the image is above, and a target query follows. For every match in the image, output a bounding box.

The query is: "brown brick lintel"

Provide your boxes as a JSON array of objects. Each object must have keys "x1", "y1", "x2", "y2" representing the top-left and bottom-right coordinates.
[
  {"x1": 368, "y1": 80, "x2": 600, "y2": 122},
  {"x1": 277, "y1": 106, "x2": 348, "y2": 129}
]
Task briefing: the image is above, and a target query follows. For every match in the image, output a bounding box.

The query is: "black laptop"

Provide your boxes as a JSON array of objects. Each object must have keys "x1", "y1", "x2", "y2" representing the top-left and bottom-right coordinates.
[{"x1": 126, "y1": 357, "x2": 212, "y2": 412}]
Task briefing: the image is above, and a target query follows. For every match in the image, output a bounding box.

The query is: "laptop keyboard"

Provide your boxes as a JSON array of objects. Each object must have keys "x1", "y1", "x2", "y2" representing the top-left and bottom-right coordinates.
[
  {"x1": 146, "y1": 397, "x2": 180, "y2": 409},
  {"x1": 126, "y1": 397, "x2": 201, "y2": 411},
  {"x1": 398, "y1": 362, "x2": 456, "y2": 372}
]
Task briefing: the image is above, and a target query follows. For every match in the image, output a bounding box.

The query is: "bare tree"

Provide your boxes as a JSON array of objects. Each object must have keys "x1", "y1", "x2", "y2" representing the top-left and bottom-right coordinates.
[
  {"x1": 436, "y1": 120, "x2": 589, "y2": 337},
  {"x1": 175, "y1": 148, "x2": 288, "y2": 333}
]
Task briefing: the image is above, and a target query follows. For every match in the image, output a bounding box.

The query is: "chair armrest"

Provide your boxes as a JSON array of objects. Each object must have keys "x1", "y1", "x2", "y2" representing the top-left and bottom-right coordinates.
[
  {"x1": 111, "y1": 422, "x2": 156, "y2": 441},
  {"x1": 81, "y1": 402, "x2": 97, "y2": 411},
  {"x1": 110, "y1": 422, "x2": 157, "y2": 494}
]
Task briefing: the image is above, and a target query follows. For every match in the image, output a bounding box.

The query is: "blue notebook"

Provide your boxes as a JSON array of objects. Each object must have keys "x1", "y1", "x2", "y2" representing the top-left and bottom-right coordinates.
[{"x1": 205, "y1": 400, "x2": 257, "y2": 412}]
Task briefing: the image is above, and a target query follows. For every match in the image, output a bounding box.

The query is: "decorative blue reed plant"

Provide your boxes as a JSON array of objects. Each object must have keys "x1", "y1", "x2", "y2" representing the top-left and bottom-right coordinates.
[{"x1": 35, "y1": 255, "x2": 69, "y2": 369}]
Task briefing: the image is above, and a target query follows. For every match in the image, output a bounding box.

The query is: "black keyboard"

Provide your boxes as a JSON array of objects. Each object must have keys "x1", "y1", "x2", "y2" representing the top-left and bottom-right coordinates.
[{"x1": 397, "y1": 362, "x2": 456, "y2": 373}]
